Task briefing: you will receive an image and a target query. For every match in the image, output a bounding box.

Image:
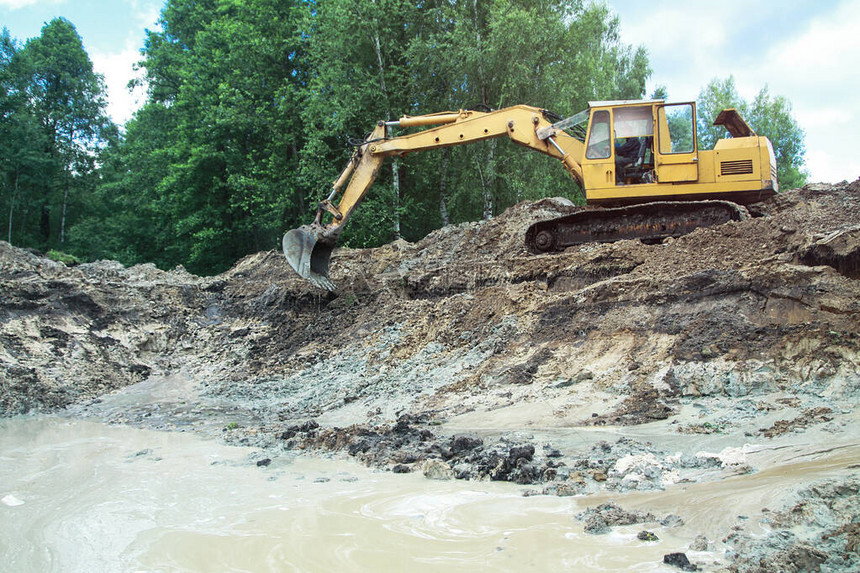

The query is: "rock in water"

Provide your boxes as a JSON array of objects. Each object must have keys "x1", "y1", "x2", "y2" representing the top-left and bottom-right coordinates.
[
  {"x1": 422, "y1": 459, "x2": 454, "y2": 480},
  {"x1": 663, "y1": 552, "x2": 697, "y2": 571}
]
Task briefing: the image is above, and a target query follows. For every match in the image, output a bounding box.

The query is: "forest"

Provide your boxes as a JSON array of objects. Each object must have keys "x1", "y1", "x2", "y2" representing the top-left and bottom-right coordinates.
[{"x1": 0, "y1": 0, "x2": 806, "y2": 275}]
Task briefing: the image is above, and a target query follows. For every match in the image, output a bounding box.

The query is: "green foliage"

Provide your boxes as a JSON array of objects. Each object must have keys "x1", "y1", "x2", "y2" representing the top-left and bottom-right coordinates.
[
  {"x1": 1, "y1": 30, "x2": 56, "y2": 246},
  {"x1": 697, "y1": 76, "x2": 807, "y2": 189},
  {"x1": 746, "y1": 87, "x2": 808, "y2": 189},
  {"x1": 2, "y1": 2, "x2": 652, "y2": 273},
  {"x1": 0, "y1": 20, "x2": 113, "y2": 251},
  {"x1": 22, "y1": 18, "x2": 111, "y2": 149},
  {"x1": 79, "y1": 0, "x2": 310, "y2": 274},
  {"x1": 399, "y1": 0, "x2": 649, "y2": 228},
  {"x1": 650, "y1": 85, "x2": 668, "y2": 100},
  {"x1": 665, "y1": 103, "x2": 695, "y2": 153},
  {"x1": 46, "y1": 249, "x2": 81, "y2": 266}
]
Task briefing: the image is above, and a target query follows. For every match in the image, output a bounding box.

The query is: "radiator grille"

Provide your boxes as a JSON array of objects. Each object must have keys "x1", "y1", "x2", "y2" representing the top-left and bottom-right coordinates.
[{"x1": 720, "y1": 159, "x2": 754, "y2": 175}]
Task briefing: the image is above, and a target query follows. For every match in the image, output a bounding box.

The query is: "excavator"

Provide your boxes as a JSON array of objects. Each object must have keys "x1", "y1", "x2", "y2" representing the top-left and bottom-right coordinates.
[{"x1": 284, "y1": 99, "x2": 778, "y2": 289}]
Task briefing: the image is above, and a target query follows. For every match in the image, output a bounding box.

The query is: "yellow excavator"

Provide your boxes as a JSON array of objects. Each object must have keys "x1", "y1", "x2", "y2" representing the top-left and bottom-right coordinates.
[{"x1": 284, "y1": 99, "x2": 777, "y2": 289}]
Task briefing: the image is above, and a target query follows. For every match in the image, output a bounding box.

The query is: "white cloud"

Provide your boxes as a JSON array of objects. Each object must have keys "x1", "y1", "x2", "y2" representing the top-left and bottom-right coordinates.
[
  {"x1": 609, "y1": 1, "x2": 768, "y2": 101},
  {"x1": 90, "y1": 38, "x2": 146, "y2": 126},
  {"x1": 806, "y1": 149, "x2": 860, "y2": 185},
  {"x1": 765, "y1": 3, "x2": 860, "y2": 86},
  {"x1": 127, "y1": 0, "x2": 161, "y2": 29},
  {"x1": 618, "y1": 5, "x2": 729, "y2": 54},
  {"x1": 608, "y1": 0, "x2": 860, "y2": 184},
  {"x1": 745, "y1": 2, "x2": 860, "y2": 182},
  {"x1": 88, "y1": 2, "x2": 161, "y2": 126},
  {"x1": 0, "y1": 0, "x2": 63, "y2": 9},
  {"x1": 749, "y1": 3, "x2": 860, "y2": 107}
]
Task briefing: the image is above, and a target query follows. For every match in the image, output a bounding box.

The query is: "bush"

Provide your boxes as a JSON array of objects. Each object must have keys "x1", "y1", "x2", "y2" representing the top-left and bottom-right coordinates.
[{"x1": 46, "y1": 250, "x2": 82, "y2": 266}]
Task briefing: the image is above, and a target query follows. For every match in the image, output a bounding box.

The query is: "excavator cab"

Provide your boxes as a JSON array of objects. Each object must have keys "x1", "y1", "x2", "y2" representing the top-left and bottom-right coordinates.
[
  {"x1": 582, "y1": 101, "x2": 701, "y2": 189},
  {"x1": 616, "y1": 136, "x2": 654, "y2": 184},
  {"x1": 580, "y1": 100, "x2": 774, "y2": 207}
]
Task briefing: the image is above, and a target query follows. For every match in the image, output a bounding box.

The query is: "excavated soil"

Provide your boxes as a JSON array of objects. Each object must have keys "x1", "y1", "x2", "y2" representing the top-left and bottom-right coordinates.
[{"x1": 2, "y1": 180, "x2": 860, "y2": 571}]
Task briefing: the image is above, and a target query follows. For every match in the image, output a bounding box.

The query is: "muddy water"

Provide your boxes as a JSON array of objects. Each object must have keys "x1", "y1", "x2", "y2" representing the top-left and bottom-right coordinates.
[{"x1": 1, "y1": 416, "x2": 858, "y2": 573}]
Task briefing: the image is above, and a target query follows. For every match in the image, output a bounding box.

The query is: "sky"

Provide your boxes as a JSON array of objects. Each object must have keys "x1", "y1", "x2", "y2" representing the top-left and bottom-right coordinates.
[
  {"x1": 2, "y1": 0, "x2": 859, "y2": 184},
  {"x1": 604, "y1": 0, "x2": 860, "y2": 184},
  {"x1": 0, "y1": 0, "x2": 162, "y2": 127}
]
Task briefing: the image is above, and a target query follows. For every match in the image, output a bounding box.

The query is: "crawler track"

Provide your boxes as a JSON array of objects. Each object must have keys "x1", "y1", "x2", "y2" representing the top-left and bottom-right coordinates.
[{"x1": 524, "y1": 200, "x2": 750, "y2": 254}]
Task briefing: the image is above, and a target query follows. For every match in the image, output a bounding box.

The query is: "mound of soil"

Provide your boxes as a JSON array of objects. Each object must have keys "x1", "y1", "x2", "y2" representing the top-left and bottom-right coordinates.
[{"x1": 3, "y1": 180, "x2": 860, "y2": 432}]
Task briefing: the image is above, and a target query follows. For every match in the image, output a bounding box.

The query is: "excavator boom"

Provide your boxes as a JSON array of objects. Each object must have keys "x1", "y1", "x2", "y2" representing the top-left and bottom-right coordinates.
[{"x1": 284, "y1": 106, "x2": 585, "y2": 288}]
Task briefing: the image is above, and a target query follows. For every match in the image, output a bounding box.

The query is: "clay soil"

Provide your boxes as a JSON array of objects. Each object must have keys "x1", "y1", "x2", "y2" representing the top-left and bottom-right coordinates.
[{"x1": 2, "y1": 180, "x2": 860, "y2": 571}]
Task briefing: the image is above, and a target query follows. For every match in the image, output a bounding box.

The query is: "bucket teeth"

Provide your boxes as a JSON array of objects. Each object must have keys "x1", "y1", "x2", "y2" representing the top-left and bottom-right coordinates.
[{"x1": 282, "y1": 225, "x2": 337, "y2": 291}]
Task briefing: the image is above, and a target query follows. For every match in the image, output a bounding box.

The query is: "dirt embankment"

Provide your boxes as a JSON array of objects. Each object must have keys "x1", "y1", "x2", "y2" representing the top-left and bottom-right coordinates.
[{"x1": 2, "y1": 180, "x2": 860, "y2": 571}]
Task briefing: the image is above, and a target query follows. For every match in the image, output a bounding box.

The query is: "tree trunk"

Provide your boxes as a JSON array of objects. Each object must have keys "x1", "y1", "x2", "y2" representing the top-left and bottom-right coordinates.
[
  {"x1": 472, "y1": 0, "x2": 488, "y2": 107},
  {"x1": 19, "y1": 197, "x2": 30, "y2": 245},
  {"x1": 482, "y1": 142, "x2": 495, "y2": 220},
  {"x1": 292, "y1": 142, "x2": 303, "y2": 213},
  {"x1": 371, "y1": 26, "x2": 400, "y2": 239},
  {"x1": 7, "y1": 170, "x2": 19, "y2": 245},
  {"x1": 392, "y1": 157, "x2": 401, "y2": 239},
  {"x1": 40, "y1": 204, "x2": 50, "y2": 242},
  {"x1": 439, "y1": 149, "x2": 450, "y2": 227},
  {"x1": 60, "y1": 184, "x2": 68, "y2": 243},
  {"x1": 471, "y1": 0, "x2": 492, "y2": 220}
]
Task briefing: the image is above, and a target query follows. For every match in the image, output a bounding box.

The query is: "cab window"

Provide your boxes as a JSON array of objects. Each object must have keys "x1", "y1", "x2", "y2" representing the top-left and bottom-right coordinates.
[
  {"x1": 659, "y1": 103, "x2": 695, "y2": 154},
  {"x1": 586, "y1": 110, "x2": 611, "y2": 159},
  {"x1": 613, "y1": 106, "x2": 653, "y2": 138}
]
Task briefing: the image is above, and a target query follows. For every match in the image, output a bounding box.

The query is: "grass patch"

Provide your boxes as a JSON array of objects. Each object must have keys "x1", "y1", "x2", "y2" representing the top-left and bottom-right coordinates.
[{"x1": 46, "y1": 250, "x2": 82, "y2": 266}]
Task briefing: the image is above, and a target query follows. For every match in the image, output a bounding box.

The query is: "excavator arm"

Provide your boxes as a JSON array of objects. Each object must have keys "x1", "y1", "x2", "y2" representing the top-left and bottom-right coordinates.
[{"x1": 284, "y1": 105, "x2": 586, "y2": 289}]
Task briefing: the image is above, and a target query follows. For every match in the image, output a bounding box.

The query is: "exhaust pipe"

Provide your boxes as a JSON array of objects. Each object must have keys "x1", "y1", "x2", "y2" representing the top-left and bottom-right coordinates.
[{"x1": 282, "y1": 224, "x2": 337, "y2": 291}]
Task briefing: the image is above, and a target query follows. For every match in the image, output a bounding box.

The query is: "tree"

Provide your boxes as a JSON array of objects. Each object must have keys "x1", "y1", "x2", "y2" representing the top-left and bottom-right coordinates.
[
  {"x1": 298, "y1": 0, "x2": 420, "y2": 248},
  {"x1": 8, "y1": 19, "x2": 113, "y2": 248},
  {"x1": 403, "y1": 0, "x2": 649, "y2": 227},
  {"x1": 696, "y1": 77, "x2": 742, "y2": 151},
  {"x1": 67, "y1": 103, "x2": 173, "y2": 265},
  {"x1": 0, "y1": 28, "x2": 59, "y2": 247},
  {"x1": 89, "y1": 0, "x2": 310, "y2": 273},
  {"x1": 746, "y1": 87, "x2": 807, "y2": 189},
  {"x1": 697, "y1": 76, "x2": 807, "y2": 189},
  {"x1": 64, "y1": 0, "x2": 652, "y2": 273}
]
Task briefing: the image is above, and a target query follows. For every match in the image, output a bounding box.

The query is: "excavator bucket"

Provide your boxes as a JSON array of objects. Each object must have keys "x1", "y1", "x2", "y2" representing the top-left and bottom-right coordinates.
[{"x1": 282, "y1": 225, "x2": 336, "y2": 291}]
